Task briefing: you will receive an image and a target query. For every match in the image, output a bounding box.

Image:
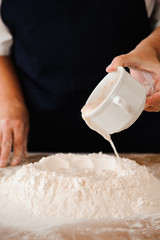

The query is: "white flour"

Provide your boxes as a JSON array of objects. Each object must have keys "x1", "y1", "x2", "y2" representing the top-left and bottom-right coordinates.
[{"x1": 0, "y1": 152, "x2": 160, "y2": 233}]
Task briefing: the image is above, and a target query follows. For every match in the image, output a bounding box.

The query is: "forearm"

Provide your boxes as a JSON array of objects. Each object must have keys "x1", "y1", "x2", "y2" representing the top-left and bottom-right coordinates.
[
  {"x1": 135, "y1": 27, "x2": 160, "y2": 59},
  {"x1": 0, "y1": 56, "x2": 25, "y2": 104},
  {"x1": 0, "y1": 56, "x2": 29, "y2": 167},
  {"x1": 106, "y1": 27, "x2": 160, "y2": 75},
  {"x1": 106, "y1": 27, "x2": 160, "y2": 112}
]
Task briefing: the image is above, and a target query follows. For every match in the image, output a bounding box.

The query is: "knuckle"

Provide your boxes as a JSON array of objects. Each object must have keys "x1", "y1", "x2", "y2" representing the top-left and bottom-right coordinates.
[
  {"x1": 0, "y1": 119, "x2": 10, "y2": 128},
  {"x1": 113, "y1": 55, "x2": 126, "y2": 64},
  {"x1": 14, "y1": 135, "x2": 26, "y2": 149},
  {"x1": 14, "y1": 119, "x2": 23, "y2": 129},
  {"x1": 14, "y1": 141, "x2": 23, "y2": 149},
  {"x1": 2, "y1": 140, "x2": 12, "y2": 148},
  {"x1": 113, "y1": 56, "x2": 120, "y2": 63},
  {"x1": 14, "y1": 118, "x2": 29, "y2": 131}
]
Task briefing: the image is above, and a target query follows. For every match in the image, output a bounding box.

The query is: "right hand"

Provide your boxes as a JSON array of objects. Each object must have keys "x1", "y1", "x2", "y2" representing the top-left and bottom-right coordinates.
[
  {"x1": 0, "y1": 99, "x2": 29, "y2": 167},
  {"x1": 106, "y1": 45, "x2": 160, "y2": 112}
]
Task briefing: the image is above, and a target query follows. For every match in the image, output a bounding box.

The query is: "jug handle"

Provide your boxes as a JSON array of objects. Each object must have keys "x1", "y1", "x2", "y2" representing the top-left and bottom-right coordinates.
[{"x1": 113, "y1": 96, "x2": 133, "y2": 117}]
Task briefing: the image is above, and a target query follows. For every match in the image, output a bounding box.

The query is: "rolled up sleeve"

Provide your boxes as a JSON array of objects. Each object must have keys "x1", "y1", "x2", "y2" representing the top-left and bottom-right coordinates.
[
  {"x1": 145, "y1": 0, "x2": 160, "y2": 30},
  {"x1": 152, "y1": 0, "x2": 160, "y2": 29},
  {"x1": 0, "y1": 0, "x2": 13, "y2": 56}
]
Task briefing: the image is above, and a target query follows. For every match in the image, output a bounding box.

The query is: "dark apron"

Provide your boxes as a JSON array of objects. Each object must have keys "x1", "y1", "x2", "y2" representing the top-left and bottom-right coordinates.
[{"x1": 1, "y1": 0, "x2": 157, "y2": 153}]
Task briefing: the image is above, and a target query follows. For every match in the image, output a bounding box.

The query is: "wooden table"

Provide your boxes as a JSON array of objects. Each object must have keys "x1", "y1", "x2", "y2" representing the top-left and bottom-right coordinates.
[{"x1": 0, "y1": 153, "x2": 160, "y2": 240}]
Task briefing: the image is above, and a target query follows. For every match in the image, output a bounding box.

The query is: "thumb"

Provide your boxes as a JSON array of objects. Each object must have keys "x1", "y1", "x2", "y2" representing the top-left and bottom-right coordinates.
[{"x1": 106, "y1": 54, "x2": 133, "y2": 73}]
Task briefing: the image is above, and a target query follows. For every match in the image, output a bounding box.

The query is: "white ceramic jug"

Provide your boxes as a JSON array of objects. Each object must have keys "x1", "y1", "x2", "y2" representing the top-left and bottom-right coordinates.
[{"x1": 81, "y1": 66, "x2": 146, "y2": 134}]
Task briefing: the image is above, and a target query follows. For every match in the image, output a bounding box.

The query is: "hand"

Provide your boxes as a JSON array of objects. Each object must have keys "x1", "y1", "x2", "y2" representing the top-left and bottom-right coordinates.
[
  {"x1": 106, "y1": 45, "x2": 160, "y2": 112},
  {"x1": 0, "y1": 99, "x2": 29, "y2": 167}
]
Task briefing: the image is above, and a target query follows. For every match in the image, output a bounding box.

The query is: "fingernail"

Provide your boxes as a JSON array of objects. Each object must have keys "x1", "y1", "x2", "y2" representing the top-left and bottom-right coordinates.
[
  {"x1": 106, "y1": 65, "x2": 115, "y2": 72},
  {"x1": 0, "y1": 160, "x2": 6, "y2": 168},
  {"x1": 11, "y1": 158, "x2": 19, "y2": 166},
  {"x1": 23, "y1": 150, "x2": 28, "y2": 158},
  {"x1": 106, "y1": 66, "x2": 110, "y2": 71}
]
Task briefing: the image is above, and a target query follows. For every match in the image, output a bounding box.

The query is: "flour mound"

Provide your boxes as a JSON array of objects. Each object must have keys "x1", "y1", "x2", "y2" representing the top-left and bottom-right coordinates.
[{"x1": 1, "y1": 153, "x2": 160, "y2": 219}]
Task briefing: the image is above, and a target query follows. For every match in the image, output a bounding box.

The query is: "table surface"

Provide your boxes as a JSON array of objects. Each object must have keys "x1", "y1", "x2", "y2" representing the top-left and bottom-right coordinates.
[{"x1": 0, "y1": 153, "x2": 160, "y2": 240}]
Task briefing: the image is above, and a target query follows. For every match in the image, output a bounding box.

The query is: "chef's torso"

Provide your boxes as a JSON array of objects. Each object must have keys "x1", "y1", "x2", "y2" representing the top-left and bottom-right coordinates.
[{"x1": 1, "y1": 0, "x2": 156, "y2": 152}]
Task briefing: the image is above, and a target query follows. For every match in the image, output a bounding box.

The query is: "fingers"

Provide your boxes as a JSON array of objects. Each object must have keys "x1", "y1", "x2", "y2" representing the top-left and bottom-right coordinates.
[
  {"x1": 106, "y1": 54, "x2": 130, "y2": 72},
  {"x1": 0, "y1": 100, "x2": 29, "y2": 168},
  {"x1": 0, "y1": 127, "x2": 12, "y2": 168},
  {"x1": 10, "y1": 121, "x2": 29, "y2": 166},
  {"x1": 0, "y1": 119, "x2": 29, "y2": 168},
  {"x1": 106, "y1": 55, "x2": 125, "y2": 72},
  {"x1": 146, "y1": 93, "x2": 160, "y2": 109},
  {"x1": 144, "y1": 106, "x2": 160, "y2": 112},
  {"x1": 144, "y1": 91, "x2": 160, "y2": 112},
  {"x1": 0, "y1": 132, "x2": 2, "y2": 156},
  {"x1": 106, "y1": 47, "x2": 160, "y2": 76}
]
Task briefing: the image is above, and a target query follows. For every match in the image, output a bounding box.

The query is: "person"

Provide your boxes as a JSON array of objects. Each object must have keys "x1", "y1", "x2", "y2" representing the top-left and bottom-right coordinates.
[{"x1": 0, "y1": 0, "x2": 160, "y2": 168}]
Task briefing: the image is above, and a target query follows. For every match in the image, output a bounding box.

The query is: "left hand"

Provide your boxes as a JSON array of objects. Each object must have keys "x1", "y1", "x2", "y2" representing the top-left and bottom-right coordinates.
[{"x1": 106, "y1": 45, "x2": 160, "y2": 112}]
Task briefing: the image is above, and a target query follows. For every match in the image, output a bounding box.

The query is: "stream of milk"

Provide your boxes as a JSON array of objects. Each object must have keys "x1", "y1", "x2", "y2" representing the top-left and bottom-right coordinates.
[{"x1": 81, "y1": 103, "x2": 119, "y2": 158}]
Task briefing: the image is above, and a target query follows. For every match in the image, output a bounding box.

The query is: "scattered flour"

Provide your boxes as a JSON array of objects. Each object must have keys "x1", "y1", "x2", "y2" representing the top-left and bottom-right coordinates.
[{"x1": 0, "y1": 152, "x2": 160, "y2": 231}]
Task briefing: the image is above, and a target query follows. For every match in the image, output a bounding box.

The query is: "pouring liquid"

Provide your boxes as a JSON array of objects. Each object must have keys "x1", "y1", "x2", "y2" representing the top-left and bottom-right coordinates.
[{"x1": 81, "y1": 104, "x2": 119, "y2": 159}]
